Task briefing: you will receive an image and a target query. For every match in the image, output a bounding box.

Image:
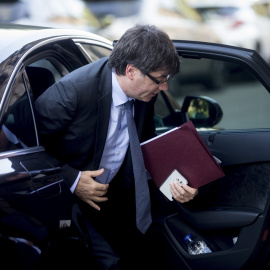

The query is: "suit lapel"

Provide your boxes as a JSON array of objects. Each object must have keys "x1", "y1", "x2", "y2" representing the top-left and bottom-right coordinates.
[{"x1": 93, "y1": 66, "x2": 112, "y2": 169}]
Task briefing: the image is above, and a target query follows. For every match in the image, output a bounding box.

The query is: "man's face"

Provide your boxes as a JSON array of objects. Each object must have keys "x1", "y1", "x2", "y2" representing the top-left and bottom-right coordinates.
[{"x1": 124, "y1": 65, "x2": 170, "y2": 102}]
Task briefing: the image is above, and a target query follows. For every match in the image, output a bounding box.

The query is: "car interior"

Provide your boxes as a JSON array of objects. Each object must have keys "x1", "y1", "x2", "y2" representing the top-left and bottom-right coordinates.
[{"x1": 25, "y1": 66, "x2": 55, "y2": 101}]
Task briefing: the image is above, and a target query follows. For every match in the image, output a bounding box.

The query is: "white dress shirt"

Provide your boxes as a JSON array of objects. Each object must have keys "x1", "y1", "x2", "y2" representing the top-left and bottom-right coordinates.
[
  {"x1": 95, "y1": 70, "x2": 131, "y2": 184},
  {"x1": 71, "y1": 70, "x2": 131, "y2": 191}
]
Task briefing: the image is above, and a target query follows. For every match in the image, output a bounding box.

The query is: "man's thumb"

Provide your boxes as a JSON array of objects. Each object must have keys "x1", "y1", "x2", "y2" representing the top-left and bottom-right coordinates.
[{"x1": 91, "y1": 168, "x2": 104, "y2": 178}]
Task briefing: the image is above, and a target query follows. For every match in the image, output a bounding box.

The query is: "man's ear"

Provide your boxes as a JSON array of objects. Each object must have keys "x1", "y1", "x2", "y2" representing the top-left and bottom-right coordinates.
[{"x1": 126, "y1": 64, "x2": 137, "y2": 80}]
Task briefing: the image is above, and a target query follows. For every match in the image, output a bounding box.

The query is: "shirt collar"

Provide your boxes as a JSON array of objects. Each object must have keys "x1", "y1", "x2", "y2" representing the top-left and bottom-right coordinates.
[{"x1": 112, "y1": 70, "x2": 133, "y2": 107}]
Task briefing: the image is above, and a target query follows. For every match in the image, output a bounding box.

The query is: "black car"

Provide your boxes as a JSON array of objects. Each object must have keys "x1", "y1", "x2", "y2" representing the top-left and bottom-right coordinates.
[{"x1": 1, "y1": 23, "x2": 270, "y2": 270}]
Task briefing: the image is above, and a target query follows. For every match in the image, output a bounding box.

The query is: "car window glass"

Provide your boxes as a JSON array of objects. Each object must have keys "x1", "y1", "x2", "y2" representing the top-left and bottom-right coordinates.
[
  {"x1": 155, "y1": 94, "x2": 171, "y2": 124},
  {"x1": 168, "y1": 57, "x2": 270, "y2": 130},
  {"x1": 80, "y1": 44, "x2": 111, "y2": 62},
  {"x1": 154, "y1": 91, "x2": 182, "y2": 133},
  {"x1": 0, "y1": 74, "x2": 37, "y2": 153},
  {"x1": 25, "y1": 59, "x2": 65, "y2": 101},
  {"x1": 29, "y1": 59, "x2": 62, "y2": 82}
]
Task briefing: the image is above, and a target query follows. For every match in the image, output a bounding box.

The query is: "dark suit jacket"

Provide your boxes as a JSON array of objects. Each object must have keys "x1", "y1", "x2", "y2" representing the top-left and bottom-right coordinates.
[{"x1": 35, "y1": 57, "x2": 156, "y2": 195}]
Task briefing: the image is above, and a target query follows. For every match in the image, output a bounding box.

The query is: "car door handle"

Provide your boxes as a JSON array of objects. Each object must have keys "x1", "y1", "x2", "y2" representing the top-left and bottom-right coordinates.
[{"x1": 208, "y1": 131, "x2": 221, "y2": 143}]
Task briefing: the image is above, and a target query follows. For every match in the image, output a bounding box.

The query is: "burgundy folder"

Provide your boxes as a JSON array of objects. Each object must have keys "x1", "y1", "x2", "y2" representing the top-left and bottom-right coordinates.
[{"x1": 141, "y1": 121, "x2": 224, "y2": 189}]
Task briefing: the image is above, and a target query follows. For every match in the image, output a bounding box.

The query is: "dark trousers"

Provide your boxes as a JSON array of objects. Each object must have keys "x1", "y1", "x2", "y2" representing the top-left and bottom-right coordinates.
[
  {"x1": 72, "y1": 175, "x2": 175, "y2": 270},
  {"x1": 74, "y1": 199, "x2": 152, "y2": 270}
]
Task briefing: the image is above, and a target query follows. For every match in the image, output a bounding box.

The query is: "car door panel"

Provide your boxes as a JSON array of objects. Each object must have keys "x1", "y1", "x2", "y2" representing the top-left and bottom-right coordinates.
[
  {"x1": 197, "y1": 132, "x2": 270, "y2": 211},
  {"x1": 150, "y1": 212, "x2": 265, "y2": 270},
  {"x1": 149, "y1": 134, "x2": 270, "y2": 269},
  {"x1": 151, "y1": 197, "x2": 268, "y2": 270},
  {"x1": 149, "y1": 41, "x2": 270, "y2": 269},
  {"x1": 0, "y1": 37, "x2": 114, "y2": 265},
  {"x1": 165, "y1": 136, "x2": 270, "y2": 269},
  {"x1": 0, "y1": 149, "x2": 73, "y2": 246},
  {"x1": 201, "y1": 130, "x2": 270, "y2": 166},
  {"x1": 20, "y1": 157, "x2": 61, "y2": 197},
  {"x1": 175, "y1": 206, "x2": 262, "y2": 230}
]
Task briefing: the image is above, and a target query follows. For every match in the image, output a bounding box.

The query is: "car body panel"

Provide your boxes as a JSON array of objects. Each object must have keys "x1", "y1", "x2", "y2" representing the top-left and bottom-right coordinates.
[
  {"x1": 0, "y1": 24, "x2": 113, "y2": 267},
  {"x1": 0, "y1": 24, "x2": 112, "y2": 62}
]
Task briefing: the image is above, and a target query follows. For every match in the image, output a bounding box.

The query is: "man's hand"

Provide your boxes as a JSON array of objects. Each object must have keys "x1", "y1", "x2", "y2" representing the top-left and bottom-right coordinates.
[
  {"x1": 170, "y1": 182, "x2": 198, "y2": 203},
  {"x1": 74, "y1": 169, "x2": 109, "y2": 211}
]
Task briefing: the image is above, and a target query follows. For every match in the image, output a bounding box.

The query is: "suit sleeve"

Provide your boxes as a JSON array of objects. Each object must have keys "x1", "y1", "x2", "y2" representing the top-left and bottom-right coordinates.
[
  {"x1": 35, "y1": 79, "x2": 78, "y2": 135},
  {"x1": 35, "y1": 79, "x2": 80, "y2": 188}
]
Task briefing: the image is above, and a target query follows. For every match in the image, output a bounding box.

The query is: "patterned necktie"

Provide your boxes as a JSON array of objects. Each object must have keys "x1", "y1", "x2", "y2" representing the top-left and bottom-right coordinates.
[{"x1": 124, "y1": 100, "x2": 152, "y2": 234}]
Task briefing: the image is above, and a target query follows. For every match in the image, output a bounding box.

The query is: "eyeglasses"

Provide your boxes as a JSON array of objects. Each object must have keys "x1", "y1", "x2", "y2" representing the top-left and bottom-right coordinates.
[{"x1": 146, "y1": 73, "x2": 171, "y2": 86}]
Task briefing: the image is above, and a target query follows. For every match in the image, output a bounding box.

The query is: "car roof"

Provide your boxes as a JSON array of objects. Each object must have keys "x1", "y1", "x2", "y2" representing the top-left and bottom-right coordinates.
[{"x1": 0, "y1": 23, "x2": 112, "y2": 63}]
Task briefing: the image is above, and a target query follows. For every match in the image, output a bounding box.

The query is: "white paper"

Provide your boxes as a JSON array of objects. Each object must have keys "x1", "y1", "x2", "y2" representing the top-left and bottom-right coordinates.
[
  {"x1": 140, "y1": 127, "x2": 180, "y2": 146},
  {"x1": 159, "y1": 169, "x2": 188, "y2": 201}
]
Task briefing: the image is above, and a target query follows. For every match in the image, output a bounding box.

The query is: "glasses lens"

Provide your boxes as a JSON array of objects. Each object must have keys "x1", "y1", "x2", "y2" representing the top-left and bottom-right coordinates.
[
  {"x1": 146, "y1": 73, "x2": 171, "y2": 85},
  {"x1": 166, "y1": 74, "x2": 171, "y2": 82},
  {"x1": 160, "y1": 75, "x2": 171, "y2": 84}
]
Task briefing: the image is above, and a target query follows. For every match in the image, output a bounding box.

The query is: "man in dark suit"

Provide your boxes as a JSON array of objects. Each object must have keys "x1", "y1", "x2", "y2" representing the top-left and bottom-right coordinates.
[{"x1": 35, "y1": 24, "x2": 198, "y2": 269}]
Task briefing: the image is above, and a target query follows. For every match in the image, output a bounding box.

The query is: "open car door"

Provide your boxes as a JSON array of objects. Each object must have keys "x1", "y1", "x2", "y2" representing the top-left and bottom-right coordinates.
[{"x1": 148, "y1": 41, "x2": 270, "y2": 270}]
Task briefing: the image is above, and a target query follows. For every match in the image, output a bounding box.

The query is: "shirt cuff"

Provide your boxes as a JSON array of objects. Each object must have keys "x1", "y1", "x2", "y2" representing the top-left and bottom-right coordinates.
[{"x1": 70, "y1": 171, "x2": 81, "y2": 193}]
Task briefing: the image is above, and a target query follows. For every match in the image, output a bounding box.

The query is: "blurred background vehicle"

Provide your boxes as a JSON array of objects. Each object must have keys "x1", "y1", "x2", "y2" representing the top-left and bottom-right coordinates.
[
  {"x1": 0, "y1": 0, "x2": 102, "y2": 31},
  {"x1": 97, "y1": 0, "x2": 220, "y2": 43},
  {"x1": 84, "y1": 0, "x2": 143, "y2": 18},
  {"x1": 186, "y1": 0, "x2": 270, "y2": 64},
  {"x1": 2, "y1": 0, "x2": 270, "y2": 65}
]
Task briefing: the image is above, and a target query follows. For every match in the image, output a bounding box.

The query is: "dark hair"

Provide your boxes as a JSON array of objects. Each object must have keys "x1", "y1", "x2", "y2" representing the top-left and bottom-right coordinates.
[{"x1": 108, "y1": 24, "x2": 180, "y2": 76}]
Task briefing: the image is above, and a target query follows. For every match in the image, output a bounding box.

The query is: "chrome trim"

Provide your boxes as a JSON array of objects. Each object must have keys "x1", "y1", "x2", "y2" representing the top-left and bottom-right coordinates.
[
  {"x1": 75, "y1": 42, "x2": 93, "y2": 62},
  {"x1": 22, "y1": 70, "x2": 39, "y2": 146},
  {"x1": 0, "y1": 63, "x2": 23, "y2": 120},
  {"x1": 29, "y1": 179, "x2": 64, "y2": 195},
  {"x1": 74, "y1": 39, "x2": 113, "y2": 64},
  {"x1": 73, "y1": 39, "x2": 113, "y2": 50},
  {"x1": 0, "y1": 146, "x2": 45, "y2": 159}
]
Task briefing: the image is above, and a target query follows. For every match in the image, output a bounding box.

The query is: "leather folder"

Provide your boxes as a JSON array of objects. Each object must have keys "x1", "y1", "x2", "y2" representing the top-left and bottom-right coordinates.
[{"x1": 140, "y1": 121, "x2": 224, "y2": 189}]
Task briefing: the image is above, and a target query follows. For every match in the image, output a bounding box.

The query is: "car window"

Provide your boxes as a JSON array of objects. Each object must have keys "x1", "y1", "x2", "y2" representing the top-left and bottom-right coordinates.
[
  {"x1": 25, "y1": 58, "x2": 70, "y2": 101},
  {"x1": 0, "y1": 73, "x2": 37, "y2": 152},
  {"x1": 154, "y1": 91, "x2": 182, "y2": 133},
  {"x1": 79, "y1": 44, "x2": 111, "y2": 62},
  {"x1": 28, "y1": 59, "x2": 63, "y2": 82},
  {"x1": 0, "y1": 54, "x2": 72, "y2": 154},
  {"x1": 168, "y1": 57, "x2": 270, "y2": 130}
]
